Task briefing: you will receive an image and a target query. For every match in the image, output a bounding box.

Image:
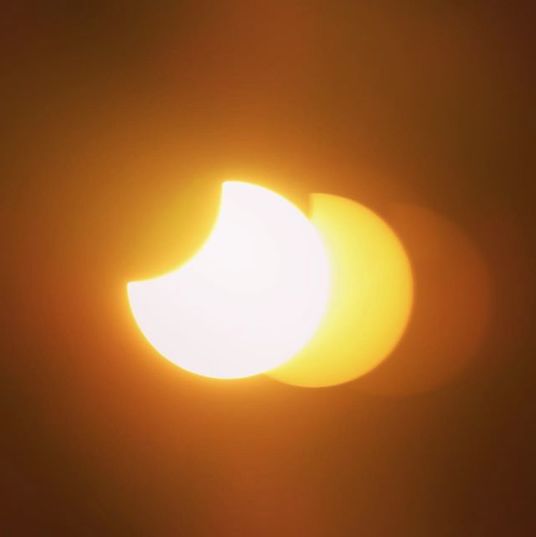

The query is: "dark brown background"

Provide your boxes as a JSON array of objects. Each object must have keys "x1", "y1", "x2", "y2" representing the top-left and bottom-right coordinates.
[{"x1": 1, "y1": 2, "x2": 534, "y2": 535}]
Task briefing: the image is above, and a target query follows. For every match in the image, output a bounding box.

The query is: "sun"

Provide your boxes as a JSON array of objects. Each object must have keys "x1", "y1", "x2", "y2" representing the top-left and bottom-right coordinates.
[{"x1": 127, "y1": 181, "x2": 331, "y2": 379}]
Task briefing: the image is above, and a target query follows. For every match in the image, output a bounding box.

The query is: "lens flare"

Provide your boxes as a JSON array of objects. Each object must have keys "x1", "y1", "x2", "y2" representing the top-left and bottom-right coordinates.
[
  {"x1": 356, "y1": 204, "x2": 492, "y2": 395},
  {"x1": 268, "y1": 194, "x2": 413, "y2": 388}
]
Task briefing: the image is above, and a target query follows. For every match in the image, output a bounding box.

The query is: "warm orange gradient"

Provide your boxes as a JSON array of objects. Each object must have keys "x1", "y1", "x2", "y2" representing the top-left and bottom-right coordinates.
[
  {"x1": 127, "y1": 181, "x2": 330, "y2": 379},
  {"x1": 268, "y1": 194, "x2": 413, "y2": 387}
]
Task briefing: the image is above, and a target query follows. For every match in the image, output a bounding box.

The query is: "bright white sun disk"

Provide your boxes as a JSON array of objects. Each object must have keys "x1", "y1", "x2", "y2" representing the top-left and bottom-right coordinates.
[{"x1": 127, "y1": 181, "x2": 330, "y2": 379}]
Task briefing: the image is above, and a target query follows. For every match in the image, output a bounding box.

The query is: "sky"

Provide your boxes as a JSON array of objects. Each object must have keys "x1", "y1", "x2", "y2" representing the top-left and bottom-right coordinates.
[{"x1": 1, "y1": 2, "x2": 535, "y2": 535}]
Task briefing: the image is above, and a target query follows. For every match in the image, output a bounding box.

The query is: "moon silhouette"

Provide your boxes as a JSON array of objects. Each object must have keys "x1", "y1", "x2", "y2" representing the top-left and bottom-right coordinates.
[
  {"x1": 268, "y1": 194, "x2": 413, "y2": 387},
  {"x1": 127, "y1": 181, "x2": 330, "y2": 379}
]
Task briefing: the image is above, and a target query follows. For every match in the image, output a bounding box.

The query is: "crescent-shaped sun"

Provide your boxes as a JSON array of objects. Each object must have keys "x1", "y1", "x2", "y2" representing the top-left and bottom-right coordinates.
[{"x1": 127, "y1": 181, "x2": 331, "y2": 379}]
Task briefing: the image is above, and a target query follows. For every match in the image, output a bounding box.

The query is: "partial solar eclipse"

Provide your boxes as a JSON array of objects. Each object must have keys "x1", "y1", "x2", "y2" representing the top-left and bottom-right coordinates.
[
  {"x1": 127, "y1": 181, "x2": 414, "y2": 386},
  {"x1": 127, "y1": 182, "x2": 330, "y2": 379}
]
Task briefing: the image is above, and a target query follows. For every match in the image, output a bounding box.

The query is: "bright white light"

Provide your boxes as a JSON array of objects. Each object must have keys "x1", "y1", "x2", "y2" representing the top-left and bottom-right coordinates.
[{"x1": 127, "y1": 181, "x2": 330, "y2": 379}]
